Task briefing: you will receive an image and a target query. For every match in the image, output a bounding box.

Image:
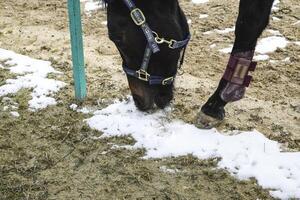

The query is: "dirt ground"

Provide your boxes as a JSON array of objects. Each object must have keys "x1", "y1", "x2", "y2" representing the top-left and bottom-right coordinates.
[{"x1": 0, "y1": 0, "x2": 299, "y2": 199}]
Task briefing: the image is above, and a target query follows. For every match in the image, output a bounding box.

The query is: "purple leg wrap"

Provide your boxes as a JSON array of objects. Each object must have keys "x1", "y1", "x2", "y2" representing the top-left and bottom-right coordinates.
[{"x1": 220, "y1": 51, "x2": 257, "y2": 102}]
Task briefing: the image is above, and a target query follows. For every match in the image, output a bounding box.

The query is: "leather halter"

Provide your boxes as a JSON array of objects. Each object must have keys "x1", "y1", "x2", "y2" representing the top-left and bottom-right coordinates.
[{"x1": 122, "y1": 0, "x2": 191, "y2": 85}]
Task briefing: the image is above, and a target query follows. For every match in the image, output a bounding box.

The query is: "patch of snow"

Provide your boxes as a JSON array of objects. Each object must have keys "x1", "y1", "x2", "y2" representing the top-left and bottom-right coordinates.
[
  {"x1": 70, "y1": 104, "x2": 78, "y2": 111},
  {"x1": 219, "y1": 45, "x2": 233, "y2": 54},
  {"x1": 256, "y1": 36, "x2": 289, "y2": 54},
  {"x1": 272, "y1": 0, "x2": 280, "y2": 11},
  {"x1": 272, "y1": 16, "x2": 281, "y2": 21},
  {"x1": 10, "y1": 111, "x2": 20, "y2": 117},
  {"x1": 86, "y1": 98, "x2": 300, "y2": 199},
  {"x1": 254, "y1": 54, "x2": 270, "y2": 61},
  {"x1": 111, "y1": 144, "x2": 134, "y2": 150},
  {"x1": 210, "y1": 44, "x2": 216, "y2": 48},
  {"x1": 192, "y1": 0, "x2": 209, "y2": 4},
  {"x1": 160, "y1": 166, "x2": 180, "y2": 174},
  {"x1": 203, "y1": 26, "x2": 235, "y2": 35},
  {"x1": 267, "y1": 29, "x2": 282, "y2": 36},
  {"x1": 203, "y1": 30, "x2": 213, "y2": 35},
  {"x1": 219, "y1": 36, "x2": 289, "y2": 58},
  {"x1": 77, "y1": 107, "x2": 94, "y2": 114},
  {"x1": 215, "y1": 26, "x2": 235, "y2": 34},
  {"x1": 0, "y1": 49, "x2": 66, "y2": 111},
  {"x1": 81, "y1": 0, "x2": 103, "y2": 15},
  {"x1": 282, "y1": 57, "x2": 290, "y2": 62},
  {"x1": 86, "y1": 2, "x2": 102, "y2": 12},
  {"x1": 69, "y1": 104, "x2": 98, "y2": 114},
  {"x1": 11, "y1": 105, "x2": 18, "y2": 110},
  {"x1": 199, "y1": 14, "x2": 209, "y2": 19}
]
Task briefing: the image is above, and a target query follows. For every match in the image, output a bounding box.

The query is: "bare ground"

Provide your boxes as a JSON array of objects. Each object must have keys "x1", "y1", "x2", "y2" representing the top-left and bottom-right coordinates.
[{"x1": 0, "y1": 0, "x2": 299, "y2": 199}]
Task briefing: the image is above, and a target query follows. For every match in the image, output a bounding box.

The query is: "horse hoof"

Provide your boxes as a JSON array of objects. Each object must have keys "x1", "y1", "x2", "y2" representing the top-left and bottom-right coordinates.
[{"x1": 195, "y1": 111, "x2": 223, "y2": 129}]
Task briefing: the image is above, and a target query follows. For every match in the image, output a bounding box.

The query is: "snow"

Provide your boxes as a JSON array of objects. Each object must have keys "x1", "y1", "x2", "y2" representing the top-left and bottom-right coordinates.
[
  {"x1": 78, "y1": 107, "x2": 93, "y2": 114},
  {"x1": 10, "y1": 111, "x2": 20, "y2": 117},
  {"x1": 219, "y1": 36, "x2": 289, "y2": 58},
  {"x1": 86, "y1": 98, "x2": 300, "y2": 199},
  {"x1": 203, "y1": 30, "x2": 213, "y2": 35},
  {"x1": 70, "y1": 103, "x2": 78, "y2": 111},
  {"x1": 254, "y1": 54, "x2": 270, "y2": 61},
  {"x1": 80, "y1": 0, "x2": 103, "y2": 15},
  {"x1": 210, "y1": 44, "x2": 216, "y2": 48},
  {"x1": 199, "y1": 14, "x2": 209, "y2": 19},
  {"x1": 219, "y1": 45, "x2": 233, "y2": 54},
  {"x1": 256, "y1": 36, "x2": 289, "y2": 54},
  {"x1": 272, "y1": 0, "x2": 280, "y2": 11},
  {"x1": 101, "y1": 21, "x2": 107, "y2": 26},
  {"x1": 272, "y1": 16, "x2": 281, "y2": 21},
  {"x1": 267, "y1": 29, "x2": 282, "y2": 36},
  {"x1": 70, "y1": 103, "x2": 98, "y2": 114},
  {"x1": 215, "y1": 26, "x2": 235, "y2": 34},
  {"x1": 192, "y1": 0, "x2": 209, "y2": 4},
  {"x1": 282, "y1": 57, "x2": 290, "y2": 63},
  {"x1": 203, "y1": 26, "x2": 235, "y2": 35},
  {"x1": 0, "y1": 49, "x2": 66, "y2": 111},
  {"x1": 160, "y1": 166, "x2": 180, "y2": 174}
]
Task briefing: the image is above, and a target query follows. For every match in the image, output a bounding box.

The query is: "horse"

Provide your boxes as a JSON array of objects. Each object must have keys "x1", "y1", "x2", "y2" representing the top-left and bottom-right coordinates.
[{"x1": 101, "y1": 0, "x2": 275, "y2": 128}]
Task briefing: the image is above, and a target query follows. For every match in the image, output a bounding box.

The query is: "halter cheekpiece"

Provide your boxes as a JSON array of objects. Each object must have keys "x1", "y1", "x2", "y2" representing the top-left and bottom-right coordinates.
[{"x1": 121, "y1": 0, "x2": 191, "y2": 85}]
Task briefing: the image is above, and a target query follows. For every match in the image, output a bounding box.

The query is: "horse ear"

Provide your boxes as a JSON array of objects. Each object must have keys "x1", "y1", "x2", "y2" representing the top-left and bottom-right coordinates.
[
  {"x1": 98, "y1": 0, "x2": 109, "y2": 9},
  {"x1": 100, "y1": 0, "x2": 110, "y2": 4}
]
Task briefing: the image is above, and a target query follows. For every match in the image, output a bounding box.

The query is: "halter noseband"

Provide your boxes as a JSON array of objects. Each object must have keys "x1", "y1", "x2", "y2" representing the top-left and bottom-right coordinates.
[{"x1": 122, "y1": 0, "x2": 191, "y2": 85}]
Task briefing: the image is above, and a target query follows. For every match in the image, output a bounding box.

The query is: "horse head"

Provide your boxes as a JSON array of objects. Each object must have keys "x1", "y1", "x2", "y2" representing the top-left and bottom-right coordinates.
[{"x1": 104, "y1": 0, "x2": 190, "y2": 111}]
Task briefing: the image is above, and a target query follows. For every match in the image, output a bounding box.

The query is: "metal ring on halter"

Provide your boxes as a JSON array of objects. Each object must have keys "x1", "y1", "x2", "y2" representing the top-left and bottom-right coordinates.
[
  {"x1": 152, "y1": 31, "x2": 164, "y2": 44},
  {"x1": 136, "y1": 69, "x2": 150, "y2": 81},
  {"x1": 130, "y1": 8, "x2": 146, "y2": 26},
  {"x1": 154, "y1": 36, "x2": 165, "y2": 44},
  {"x1": 152, "y1": 31, "x2": 177, "y2": 48}
]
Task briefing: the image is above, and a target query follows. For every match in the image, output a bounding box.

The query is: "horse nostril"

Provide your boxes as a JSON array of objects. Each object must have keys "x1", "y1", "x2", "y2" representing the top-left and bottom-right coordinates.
[{"x1": 132, "y1": 94, "x2": 153, "y2": 111}]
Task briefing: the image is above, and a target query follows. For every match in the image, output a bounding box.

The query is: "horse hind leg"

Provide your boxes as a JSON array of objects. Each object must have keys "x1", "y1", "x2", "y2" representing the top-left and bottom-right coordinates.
[{"x1": 197, "y1": 0, "x2": 275, "y2": 129}]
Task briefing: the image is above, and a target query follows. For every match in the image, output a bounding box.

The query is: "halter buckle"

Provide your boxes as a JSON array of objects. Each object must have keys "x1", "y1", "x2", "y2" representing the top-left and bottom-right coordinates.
[
  {"x1": 168, "y1": 40, "x2": 177, "y2": 49},
  {"x1": 130, "y1": 8, "x2": 146, "y2": 26},
  {"x1": 162, "y1": 77, "x2": 174, "y2": 85},
  {"x1": 136, "y1": 69, "x2": 150, "y2": 81}
]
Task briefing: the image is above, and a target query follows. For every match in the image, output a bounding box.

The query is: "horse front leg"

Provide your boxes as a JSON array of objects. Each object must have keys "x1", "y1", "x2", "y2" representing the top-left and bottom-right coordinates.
[{"x1": 197, "y1": 0, "x2": 275, "y2": 128}]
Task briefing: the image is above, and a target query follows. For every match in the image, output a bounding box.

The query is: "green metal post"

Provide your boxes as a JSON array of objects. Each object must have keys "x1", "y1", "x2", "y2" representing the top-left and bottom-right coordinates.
[{"x1": 68, "y1": 0, "x2": 87, "y2": 101}]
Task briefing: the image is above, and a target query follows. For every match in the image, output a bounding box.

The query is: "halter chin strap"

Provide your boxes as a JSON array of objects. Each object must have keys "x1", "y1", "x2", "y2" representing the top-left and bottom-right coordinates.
[{"x1": 122, "y1": 0, "x2": 190, "y2": 85}]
